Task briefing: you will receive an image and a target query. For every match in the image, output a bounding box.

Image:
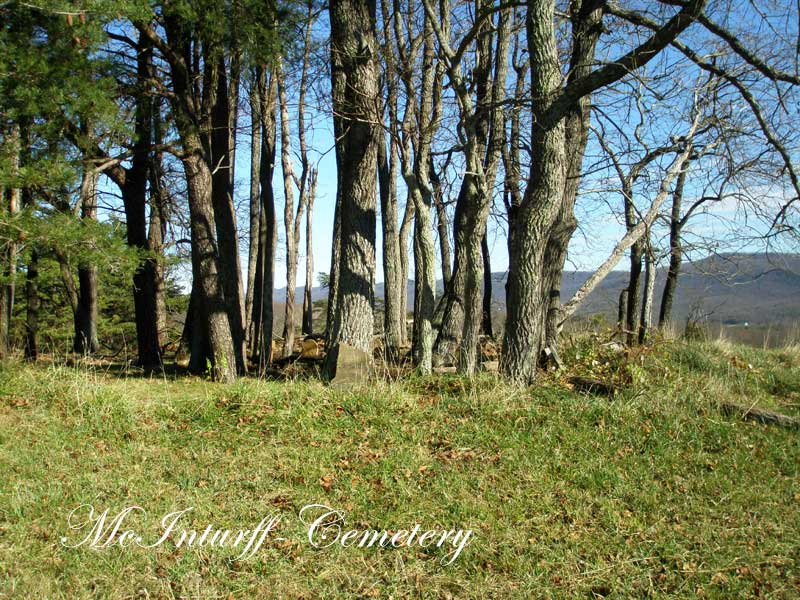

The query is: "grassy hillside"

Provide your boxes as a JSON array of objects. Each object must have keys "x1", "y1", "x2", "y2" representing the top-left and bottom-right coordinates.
[{"x1": 1, "y1": 339, "x2": 798, "y2": 599}]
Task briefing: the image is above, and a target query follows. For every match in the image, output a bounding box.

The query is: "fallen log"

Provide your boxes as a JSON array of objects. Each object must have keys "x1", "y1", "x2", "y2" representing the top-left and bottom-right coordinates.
[{"x1": 721, "y1": 402, "x2": 800, "y2": 430}]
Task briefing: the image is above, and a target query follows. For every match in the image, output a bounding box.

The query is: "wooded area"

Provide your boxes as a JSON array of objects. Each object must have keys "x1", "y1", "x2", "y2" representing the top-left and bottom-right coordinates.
[{"x1": 1, "y1": 0, "x2": 797, "y2": 383}]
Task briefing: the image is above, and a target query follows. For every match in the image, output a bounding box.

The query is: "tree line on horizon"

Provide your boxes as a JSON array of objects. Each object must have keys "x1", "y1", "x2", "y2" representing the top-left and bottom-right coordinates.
[{"x1": 0, "y1": 0, "x2": 798, "y2": 383}]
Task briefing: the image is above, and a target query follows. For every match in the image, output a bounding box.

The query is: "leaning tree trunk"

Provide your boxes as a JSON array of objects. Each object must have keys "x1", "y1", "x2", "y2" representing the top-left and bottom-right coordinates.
[
  {"x1": 322, "y1": 0, "x2": 381, "y2": 378},
  {"x1": 74, "y1": 169, "x2": 100, "y2": 355}
]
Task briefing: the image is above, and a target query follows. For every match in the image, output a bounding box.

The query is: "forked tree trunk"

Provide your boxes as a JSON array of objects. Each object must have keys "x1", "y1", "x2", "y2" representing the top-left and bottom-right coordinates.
[
  {"x1": 323, "y1": 0, "x2": 381, "y2": 377},
  {"x1": 74, "y1": 169, "x2": 99, "y2": 355}
]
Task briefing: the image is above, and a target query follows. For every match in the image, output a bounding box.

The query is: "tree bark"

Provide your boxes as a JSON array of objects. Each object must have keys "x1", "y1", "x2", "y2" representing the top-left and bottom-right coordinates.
[{"x1": 323, "y1": 0, "x2": 381, "y2": 377}]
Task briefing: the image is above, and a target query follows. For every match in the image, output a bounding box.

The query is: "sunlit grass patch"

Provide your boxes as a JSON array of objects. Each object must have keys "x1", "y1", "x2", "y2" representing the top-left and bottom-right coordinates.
[{"x1": 1, "y1": 339, "x2": 798, "y2": 598}]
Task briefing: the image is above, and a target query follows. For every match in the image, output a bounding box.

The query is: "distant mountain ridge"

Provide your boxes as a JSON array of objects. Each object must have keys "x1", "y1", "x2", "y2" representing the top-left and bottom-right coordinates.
[{"x1": 279, "y1": 253, "x2": 800, "y2": 326}]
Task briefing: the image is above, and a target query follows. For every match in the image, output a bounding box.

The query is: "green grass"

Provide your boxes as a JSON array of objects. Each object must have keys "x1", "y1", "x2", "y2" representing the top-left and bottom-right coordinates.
[{"x1": 0, "y1": 340, "x2": 798, "y2": 599}]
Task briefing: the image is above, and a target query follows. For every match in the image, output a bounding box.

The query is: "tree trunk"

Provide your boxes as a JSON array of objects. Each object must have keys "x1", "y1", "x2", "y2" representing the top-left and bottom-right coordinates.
[
  {"x1": 658, "y1": 166, "x2": 687, "y2": 328},
  {"x1": 24, "y1": 248, "x2": 38, "y2": 361},
  {"x1": 148, "y1": 124, "x2": 168, "y2": 350},
  {"x1": 398, "y1": 198, "x2": 414, "y2": 345},
  {"x1": 639, "y1": 241, "x2": 656, "y2": 344},
  {"x1": 245, "y1": 77, "x2": 262, "y2": 346},
  {"x1": 409, "y1": 182, "x2": 436, "y2": 373},
  {"x1": 431, "y1": 160, "x2": 452, "y2": 289},
  {"x1": 277, "y1": 63, "x2": 299, "y2": 358},
  {"x1": 302, "y1": 171, "x2": 317, "y2": 335},
  {"x1": 184, "y1": 151, "x2": 237, "y2": 382},
  {"x1": 617, "y1": 288, "x2": 628, "y2": 335},
  {"x1": 481, "y1": 233, "x2": 493, "y2": 338},
  {"x1": 432, "y1": 186, "x2": 469, "y2": 363},
  {"x1": 74, "y1": 169, "x2": 99, "y2": 355},
  {"x1": 209, "y1": 55, "x2": 246, "y2": 373},
  {"x1": 0, "y1": 124, "x2": 20, "y2": 359},
  {"x1": 378, "y1": 133, "x2": 403, "y2": 352},
  {"x1": 323, "y1": 0, "x2": 381, "y2": 377},
  {"x1": 253, "y1": 69, "x2": 278, "y2": 372},
  {"x1": 500, "y1": 0, "x2": 568, "y2": 384},
  {"x1": 124, "y1": 37, "x2": 163, "y2": 367},
  {"x1": 626, "y1": 239, "x2": 644, "y2": 345}
]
